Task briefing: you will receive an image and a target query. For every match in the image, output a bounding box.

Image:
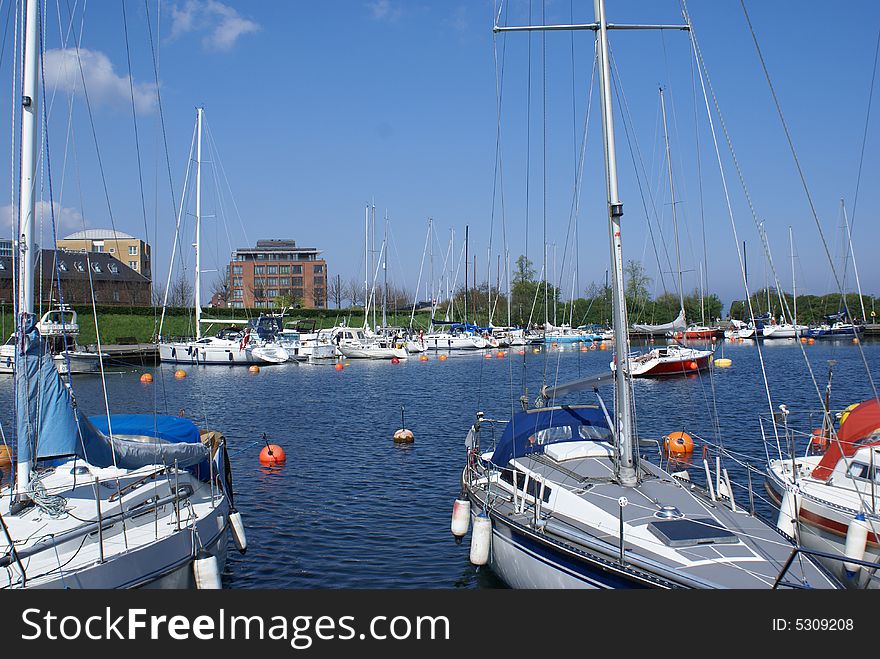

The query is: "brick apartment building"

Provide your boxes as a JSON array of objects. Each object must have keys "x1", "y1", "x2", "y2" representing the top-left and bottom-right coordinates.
[{"x1": 229, "y1": 239, "x2": 327, "y2": 309}]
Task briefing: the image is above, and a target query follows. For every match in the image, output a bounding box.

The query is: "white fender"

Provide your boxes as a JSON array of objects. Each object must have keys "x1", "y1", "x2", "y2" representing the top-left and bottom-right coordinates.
[
  {"x1": 775, "y1": 489, "x2": 800, "y2": 539},
  {"x1": 844, "y1": 513, "x2": 870, "y2": 576},
  {"x1": 469, "y1": 513, "x2": 492, "y2": 566},
  {"x1": 193, "y1": 550, "x2": 222, "y2": 589},
  {"x1": 229, "y1": 510, "x2": 247, "y2": 554},
  {"x1": 451, "y1": 497, "x2": 471, "y2": 541}
]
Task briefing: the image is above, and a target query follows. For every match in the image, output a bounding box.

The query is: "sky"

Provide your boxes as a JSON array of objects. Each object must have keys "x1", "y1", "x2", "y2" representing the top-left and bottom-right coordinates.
[{"x1": 2, "y1": 0, "x2": 880, "y2": 316}]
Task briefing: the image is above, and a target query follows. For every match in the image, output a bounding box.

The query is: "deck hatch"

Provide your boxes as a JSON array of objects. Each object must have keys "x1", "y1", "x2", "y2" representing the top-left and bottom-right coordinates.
[{"x1": 647, "y1": 518, "x2": 739, "y2": 547}]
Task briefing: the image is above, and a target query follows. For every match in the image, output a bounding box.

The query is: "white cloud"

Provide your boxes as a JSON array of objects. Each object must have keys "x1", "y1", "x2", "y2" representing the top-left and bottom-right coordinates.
[
  {"x1": 1, "y1": 201, "x2": 84, "y2": 237},
  {"x1": 367, "y1": 0, "x2": 401, "y2": 21},
  {"x1": 43, "y1": 48, "x2": 157, "y2": 114},
  {"x1": 170, "y1": 0, "x2": 260, "y2": 52}
]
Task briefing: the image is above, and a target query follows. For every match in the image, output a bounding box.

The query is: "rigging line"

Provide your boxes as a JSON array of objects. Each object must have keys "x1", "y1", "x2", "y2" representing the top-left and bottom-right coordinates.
[
  {"x1": 685, "y1": 5, "x2": 777, "y2": 453},
  {"x1": 0, "y1": 0, "x2": 13, "y2": 73},
  {"x1": 610, "y1": 53, "x2": 671, "y2": 299},
  {"x1": 690, "y1": 20, "x2": 710, "y2": 322},
  {"x1": 848, "y1": 23, "x2": 880, "y2": 235},
  {"x1": 409, "y1": 220, "x2": 430, "y2": 328},
  {"x1": 488, "y1": 0, "x2": 507, "y2": 311},
  {"x1": 541, "y1": 0, "x2": 549, "y2": 387},
  {"x1": 524, "y1": 0, "x2": 532, "y2": 271},
  {"x1": 736, "y1": 0, "x2": 878, "y2": 403}
]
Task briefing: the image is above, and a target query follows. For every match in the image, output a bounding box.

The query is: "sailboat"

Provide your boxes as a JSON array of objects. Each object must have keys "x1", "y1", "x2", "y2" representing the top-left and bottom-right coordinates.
[
  {"x1": 616, "y1": 87, "x2": 712, "y2": 376},
  {"x1": 765, "y1": 388, "x2": 880, "y2": 589},
  {"x1": 1, "y1": 0, "x2": 241, "y2": 589},
  {"x1": 157, "y1": 108, "x2": 288, "y2": 365},
  {"x1": 0, "y1": 305, "x2": 106, "y2": 375},
  {"x1": 454, "y1": 1, "x2": 839, "y2": 589},
  {"x1": 762, "y1": 227, "x2": 808, "y2": 339}
]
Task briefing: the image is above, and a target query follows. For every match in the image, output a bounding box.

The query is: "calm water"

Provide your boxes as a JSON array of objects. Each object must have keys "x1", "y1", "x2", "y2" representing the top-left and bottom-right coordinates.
[{"x1": 1, "y1": 338, "x2": 877, "y2": 588}]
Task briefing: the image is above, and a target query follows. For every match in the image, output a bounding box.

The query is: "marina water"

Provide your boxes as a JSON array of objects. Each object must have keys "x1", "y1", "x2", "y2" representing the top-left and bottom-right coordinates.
[{"x1": 0, "y1": 338, "x2": 876, "y2": 588}]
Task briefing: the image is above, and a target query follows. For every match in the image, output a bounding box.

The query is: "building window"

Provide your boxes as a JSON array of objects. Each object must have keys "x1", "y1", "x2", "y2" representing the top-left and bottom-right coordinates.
[
  {"x1": 254, "y1": 277, "x2": 268, "y2": 287},
  {"x1": 292, "y1": 276, "x2": 303, "y2": 286},
  {"x1": 314, "y1": 276, "x2": 325, "y2": 286},
  {"x1": 267, "y1": 289, "x2": 278, "y2": 298},
  {"x1": 128, "y1": 245, "x2": 137, "y2": 255},
  {"x1": 254, "y1": 265, "x2": 265, "y2": 275},
  {"x1": 313, "y1": 264, "x2": 325, "y2": 273},
  {"x1": 279, "y1": 265, "x2": 290, "y2": 274},
  {"x1": 232, "y1": 265, "x2": 243, "y2": 274},
  {"x1": 233, "y1": 289, "x2": 243, "y2": 300},
  {"x1": 109, "y1": 248, "x2": 115, "y2": 253},
  {"x1": 108, "y1": 262, "x2": 119, "y2": 274},
  {"x1": 267, "y1": 266, "x2": 278, "y2": 274},
  {"x1": 74, "y1": 261, "x2": 84, "y2": 272},
  {"x1": 291, "y1": 265, "x2": 303, "y2": 274},
  {"x1": 94, "y1": 242, "x2": 105, "y2": 252},
  {"x1": 233, "y1": 277, "x2": 242, "y2": 286},
  {"x1": 128, "y1": 261, "x2": 138, "y2": 270},
  {"x1": 278, "y1": 277, "x2": 290, "y2": 286},
  {"x1": 57, "y1": 261, "x2": 67, "y2": 272},
  {"x1": 113, "y1": 290, "x2": 120, "y2": 302}
]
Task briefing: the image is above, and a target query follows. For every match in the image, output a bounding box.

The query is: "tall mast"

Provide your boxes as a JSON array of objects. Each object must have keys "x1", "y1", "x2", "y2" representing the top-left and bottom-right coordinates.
[
  {"x1": 842, "y1": 200, "x2": 866, "y2": 323},
  {"x1": 194, "y1": 107, "x2": 203, "y2": 339},
  {"x1": 364, "y1": 203, "x2": 369, "y2": 326},
  {"x1": 382, "y1": 212, "x2": 388, "y2": 328},
  {"x1": 660, "y1": 87, "x2": 685, "y2": 321},
  {"x1": 15, "y1": 0, "x2": 40, "y2": 497},
  {"x1": 464, "y1": 225, "x2": 469, "y2": 326},
  {"x1": 790, "y1": 226, "x2": 797, "y2": 327},
  {"x1": 595, "y1": 0, "x2": 636, "y2": 486}
]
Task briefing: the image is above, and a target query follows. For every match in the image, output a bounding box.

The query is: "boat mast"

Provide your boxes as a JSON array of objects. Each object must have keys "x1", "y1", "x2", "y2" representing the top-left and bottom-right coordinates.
[
  {"x1": 364, "y1": 203, "x2": 369, "y2": 327},
  {"x1": 15, "y1": 0, "x2": 40, "y2": 498},
  {"x1": 660, "y1": 87, "x2": 685, "y2": 323},
  {"x1": 595, "y1": 0, "x2": 637, "y2": 486},
  {"x1": 194, "y1": 107, "x2": 203, "y2": 340},
  {"x1": 842, "y1": 200, "x2": 866, "y2": 323},
  {"x1": 382, "y1": 212, "x2": 388, "y2": 328},
  {"x1": 790, "y1": 226, "x2": 797, "y2": 327},
  {"x1": 464, "y1": 225, "x2": 468, "y2": 326}
]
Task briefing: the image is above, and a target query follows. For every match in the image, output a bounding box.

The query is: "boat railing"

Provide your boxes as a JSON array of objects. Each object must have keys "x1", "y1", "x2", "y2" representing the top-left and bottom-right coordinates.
[
  {"x1": 772, "y1": 546, "x2": 872, "y2": 589},
  {"x1": 758, "y1": 408, "x2": 845, "y2": 462}
]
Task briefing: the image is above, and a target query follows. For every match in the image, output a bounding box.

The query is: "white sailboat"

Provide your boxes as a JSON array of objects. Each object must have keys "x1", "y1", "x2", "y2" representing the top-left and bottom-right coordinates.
[
  {"x1": 0, "y1": 305, "x2": 105, "y2": 375},
  {"x1": 455, "y1": 0, "x2": 839, "y2": 590},
  {"x1": 157, "y1": 108, "x2": 288, "y2": 365},
  {"x1": 1, "y1": 1, "x2": 241, "y2": 589}
]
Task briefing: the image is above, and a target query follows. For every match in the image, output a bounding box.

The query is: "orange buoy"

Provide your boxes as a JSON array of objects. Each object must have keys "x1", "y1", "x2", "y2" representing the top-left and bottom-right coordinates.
[
  {"x1": 259, "y1": 444, "x2": 286, "y2": 466},
  {"x1": 496, "y1": 351, "x2": 506, "y2": 358},
  {"x1": 393, "y1": 428, "x2": 414, "y2": 444},
  {"x1": 391, "y1": 357, "x2": 400, "y2": 364},
  {"x1": 581, "y1": 346, "x2": 588, "y2": 352},
  {"x1": 517, "y1": 349, "x2": 525, "y2": 356},
  {"x1": 599, "y1": 343, "x2": 607, "y2": 351},
  {"x1": 808, "y1": 338, "x2": 815, "y2": 345},
  {"x1": 664, "y1": 431, "x2": 694, "y2": 455},
  {"x1": 248, "y1": 365, "x2": 260, "y2": 374},
  {"x1": 335, "y1": 362, "x2": 344, "y2": 371},
  {"x1": 800, "y1": 337, "x2": 807, "y2": 344},
  {"x1": 439, "y1": 354, "x2": 448, "y2": 361},
  {"x1": 484, "y1": 353, "x2": 493, "y2": 359},
  {"x1": 688, "y1": 361, "x2": 698, "y2": 370},
  {"x1": 0, "y1": 445, "x2": 11, "y2": 469},
  {"x1": 853, "y1": 337, "x2": 860, "y2": 345},
  {"x1": 419, "y1": 354, "x2": 429, "y2": 361},
  {"x1": 174, "y1": 369, "x2": 187, "y2": 379},
  {"x1": 140, "y1": 373, "x2": 153, "y2": 383}
]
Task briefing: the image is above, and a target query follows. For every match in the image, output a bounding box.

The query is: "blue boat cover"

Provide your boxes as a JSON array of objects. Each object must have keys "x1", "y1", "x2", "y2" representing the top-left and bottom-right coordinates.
[
  {"x1": 15, "y1": 315, "x2": 210, "y2": 476},
  {"x1": 489, "y1": 405, "x2": 612, "y2": 467}
]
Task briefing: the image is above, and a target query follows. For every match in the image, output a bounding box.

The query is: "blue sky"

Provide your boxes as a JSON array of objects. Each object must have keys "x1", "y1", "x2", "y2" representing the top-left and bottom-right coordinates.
[{"x1": 3, "y1": 0, "x2": 879, "y2": 315}]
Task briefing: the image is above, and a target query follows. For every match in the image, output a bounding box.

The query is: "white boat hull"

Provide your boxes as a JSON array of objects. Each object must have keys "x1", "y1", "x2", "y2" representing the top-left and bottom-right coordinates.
[{"x1": 159, "y1": 339, "x2": 287, "y2": 364}]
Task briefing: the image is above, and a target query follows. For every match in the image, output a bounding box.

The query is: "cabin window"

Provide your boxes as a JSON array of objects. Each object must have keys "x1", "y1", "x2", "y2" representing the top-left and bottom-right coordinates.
[{"x1": 846, "y1": 462, "x2": 880, "y2": 483}]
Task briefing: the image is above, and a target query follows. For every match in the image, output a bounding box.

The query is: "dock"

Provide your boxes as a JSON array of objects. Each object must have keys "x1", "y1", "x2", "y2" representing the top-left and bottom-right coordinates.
[{"x1": 86, "y1": 342, "x2": 159, "y2": 366}]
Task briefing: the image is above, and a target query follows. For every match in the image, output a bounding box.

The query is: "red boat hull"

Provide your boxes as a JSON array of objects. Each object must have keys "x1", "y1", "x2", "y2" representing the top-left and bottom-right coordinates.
[{"x1": 636, "y1": 353, "x2": 712, "y2": 377}]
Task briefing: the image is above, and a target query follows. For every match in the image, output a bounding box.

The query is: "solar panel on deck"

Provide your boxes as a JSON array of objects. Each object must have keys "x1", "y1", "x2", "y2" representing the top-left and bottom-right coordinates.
[{"x1": 647, "y1": 518, "x2": 739, "y2": 547}]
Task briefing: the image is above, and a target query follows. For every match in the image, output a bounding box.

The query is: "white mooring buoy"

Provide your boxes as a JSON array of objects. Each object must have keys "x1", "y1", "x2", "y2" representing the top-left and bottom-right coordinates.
[
  {"x1": 193, "y1": 549, "x2": 222, "y2": 589},
  {"x1": 451, "y1": 495, "x2": 471, "y2": 543},
  {"x1": 229, "y1": 510, "x2": 248, "y2": 554},
  {"x1": 469, "y1": 512, "x2": 492, "y2": 566},
  {"x1": 844, "y1": 513, "x2": 869, "y2": 577}
]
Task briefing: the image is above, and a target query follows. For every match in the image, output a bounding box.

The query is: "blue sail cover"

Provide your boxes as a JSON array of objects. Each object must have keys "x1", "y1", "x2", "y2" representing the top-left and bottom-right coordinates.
[
  {"x1": 489, "y1": 405, "x2": 612, "y2": 467},
  {"x1": 15, "y1": 317, "x2": 209, "y2": 476}
]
